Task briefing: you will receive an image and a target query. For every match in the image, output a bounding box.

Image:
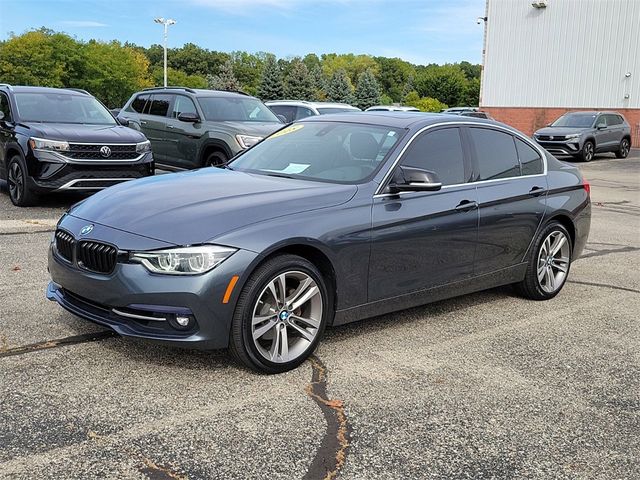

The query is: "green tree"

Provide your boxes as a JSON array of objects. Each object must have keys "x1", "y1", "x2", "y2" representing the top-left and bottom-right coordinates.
[
  {"x1": 326, "y1": 69, "x2": 354, "y2": 104},
  {"x1": 257, "y1": 54, "x2": 284, "y2": 101},
  {"x1": 354, "y1": 69, "x2": 381, "y2": 109},
  {"x1": 207, "y1": 59, "x2": 241, "y2": 91},
  {"x1": 415, "y1": 64, "x2": 467, "y2": 107},
  {"x1": 284, "y1": 59, "x2": 314, "y2": 100},
  {"x1": 321, "y1": 53, "x2": 379, "y2": 85},
  {"x1": 310, "y1": 66, "x2": 327, "y2": 101},
  {"x1": 460, "y1": 77, "x2": 481, "y2": 107},
  {"x1": 151, "y1": 66, "x2": 207, "y2": 89},
  {"x1": 374, "y1": 56, "x2": 415, "y2": 102},
  {"x1": 404, "y1": 91, "x2": 447, "y2": 112}
]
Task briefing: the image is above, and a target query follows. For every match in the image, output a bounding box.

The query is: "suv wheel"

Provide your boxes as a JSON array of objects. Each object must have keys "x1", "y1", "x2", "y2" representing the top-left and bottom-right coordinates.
[
  {"x1": 7, "y1": 155, "x2": 38, "y2": 207},
  {"x1": 204, "y1": 151, "x2": 227, "y2": 168},
  {"x1": 581, "y1": 140, "x2": 595, "y2": 162},
  {"x1": 616, "y1": 138, "x2": 630, "y2": 159}
]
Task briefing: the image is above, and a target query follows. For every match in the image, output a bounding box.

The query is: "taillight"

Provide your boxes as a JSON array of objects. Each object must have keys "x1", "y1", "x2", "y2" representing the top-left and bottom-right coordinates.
[{"x1": 582, "y1": 175, "x2": 590, "y2": 196}]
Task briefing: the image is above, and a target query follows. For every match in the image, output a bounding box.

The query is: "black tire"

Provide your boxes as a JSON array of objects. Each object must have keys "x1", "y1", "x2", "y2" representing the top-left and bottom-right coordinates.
[
  {"x1": 204, "y1": 150, "x2": 227, "y2": 168},
  {"x1": 581, "y1": 140, "x2": 595, "y2": 162},
  {"x1": 615, "y1": 138, "x2": 631, "y2": 159},
  {"x1": 7, "y1": 155, "x2": 38, "y2": 207},
  {"x1": 515, "y1": 221, "x2": 573, "y2": 300},
  {"x1": 229, "y1": 254, "x2": 331, "y2": 374}
]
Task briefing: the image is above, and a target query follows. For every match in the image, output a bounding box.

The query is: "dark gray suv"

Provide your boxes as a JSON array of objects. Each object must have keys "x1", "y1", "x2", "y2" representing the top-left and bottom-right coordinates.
[
  {"x1": 534, "y1": 111, "x2": 632, "y2": 162},
  {"x1": 118, "y1": 87, "x2": 283, "y2": 170}
]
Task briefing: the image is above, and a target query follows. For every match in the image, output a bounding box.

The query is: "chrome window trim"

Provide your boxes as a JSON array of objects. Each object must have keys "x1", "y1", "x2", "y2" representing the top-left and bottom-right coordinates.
[
  {"x1": 374, "y1": 121, "x2": 548, "y2": 197},
  {"x1": 35, "y1": 150, "x2": 146, "y2": 164},
  {"x1": 57, "y1": 178, "x2": 136, "y2": 190},
  {"x1": 112, "y1": 308, "x2": 166, "y2": 322}
]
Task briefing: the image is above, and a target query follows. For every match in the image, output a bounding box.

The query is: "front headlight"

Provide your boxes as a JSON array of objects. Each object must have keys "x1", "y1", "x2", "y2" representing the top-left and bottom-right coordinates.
[
  {"x1": 136, "y1": 140, "x2": 151, "y2": 153},
  {"x1": 129, "y1": 245, "x2": 236, "y2": 275},
  {"x1": 236, "y1": 134, "x2": 263, "y2": 149},
  {"x1": 565, "y1": 134, "x2": 581, "y2": 140},
  {"x1": 29, "y1": 137, "x2": 70, "y2": 152}
]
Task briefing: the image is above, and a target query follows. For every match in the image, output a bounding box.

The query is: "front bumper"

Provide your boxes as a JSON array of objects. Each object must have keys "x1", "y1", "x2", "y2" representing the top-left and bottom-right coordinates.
[
  {"x1": 535, "y1": 139, "x2": 581, "y2": 156},
  {"x1": 46, "y1": 218, "x2": 259, "y2": 349}
]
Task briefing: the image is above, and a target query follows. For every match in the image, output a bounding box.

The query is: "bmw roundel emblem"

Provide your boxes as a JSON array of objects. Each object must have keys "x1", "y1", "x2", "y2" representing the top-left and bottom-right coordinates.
[
  {"x1": 80, "y1": 224, "x2": 94, "y2": 236},
  {"x1": 100, "y1": 146, "x2": 112, "y2": 158}
]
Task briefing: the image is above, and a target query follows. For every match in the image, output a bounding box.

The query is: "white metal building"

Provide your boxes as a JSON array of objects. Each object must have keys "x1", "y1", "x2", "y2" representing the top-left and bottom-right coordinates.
[{"x1": 480, "y1": 0, "x2": 640, "y2": 144}]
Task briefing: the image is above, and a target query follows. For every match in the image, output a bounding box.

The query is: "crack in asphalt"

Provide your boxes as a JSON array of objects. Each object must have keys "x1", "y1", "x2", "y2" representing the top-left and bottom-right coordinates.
[
  {"x1": 0, "y1": 331, "x2": 117, "y2": 358},
  {"x1": 303, "y1": 355, "x2": 352, "y2": 480},
  {"x1": 577, "y1": 244, "x2": 640, "y2": 261},
  {"x1": 568, "y1": 279, "x2": 640, "y2": 295}
]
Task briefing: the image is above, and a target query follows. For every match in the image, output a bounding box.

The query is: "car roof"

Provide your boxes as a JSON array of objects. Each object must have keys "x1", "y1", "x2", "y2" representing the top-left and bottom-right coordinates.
[
  {"x1": 562, "y1": 111, "x2": 621, "y2": 115},
  {"x1": 141, "y1": 87, "x2": 254, "y2": 98},
  {"x1": 4, "y1": 85, "x2": 90, "y2": 96},
  {"x1": 265, "y1": 100, "x2": 359, "y2": 109}
]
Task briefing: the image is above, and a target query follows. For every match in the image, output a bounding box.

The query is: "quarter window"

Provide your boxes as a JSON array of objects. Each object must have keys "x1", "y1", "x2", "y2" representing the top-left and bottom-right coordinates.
[
  {"x1": 516, "y1": 138, "x2": 543, "y2": 175},
  {"x1": 148, "y1": 94, "x2": 172, "y2": 117},
  {"x1": 470, "y1": 128, "x2": 521, "y2": 180},
  {"x1": 130, "y1": 94, "x2": 149, "y2": 113},
  {"x1": 401, "y1": 127, "x2": 467, "y2": 186}
]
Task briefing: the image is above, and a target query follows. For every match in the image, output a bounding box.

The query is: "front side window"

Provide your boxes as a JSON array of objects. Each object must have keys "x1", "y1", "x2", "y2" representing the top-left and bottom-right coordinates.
[
  {"x1": 130, "y1": 94, "x2": 149, "y2": 113},
  {"x1": 14, "y1": 92, "x2": 116, "y2": 125},
  {"x1": 470, "y1": 128, "x2": 520, "y2": 180},
  {"x1": 0, "y1": 93, "x2": 11, "y2": 121},
  {"x1": 516, "y1": 138, "x2": 543, "y2": 176},
  {"x1": 295, "y1": 107, "x2": 314, "y2": 120},
  {"x1": 552, "y1": 113, "x2": 597, "y2": 128},
  {"x1": 400, "y1": 127, "x2": 467, "y2": 185},
  {"x1": 268, "y1": 105, "x2": 296, "y2": 123},
  {"x1": 172, "y1": 95, "x2": 198, "y2": 118},
  {"x1": 148, "y1": 94, "x2": 172, "y2": 117},
  {"x1": 230, "y1": 122, "x2": 403, "y2": 183},
  {"x1": 198, "y1": 97, "x2": 280, "y2": 122}
]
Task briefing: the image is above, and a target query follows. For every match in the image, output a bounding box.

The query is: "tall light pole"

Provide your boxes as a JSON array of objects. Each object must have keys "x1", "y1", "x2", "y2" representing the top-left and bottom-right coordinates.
[{"x1": 154, "y1": 17, "x2": 176, "y2": 87}]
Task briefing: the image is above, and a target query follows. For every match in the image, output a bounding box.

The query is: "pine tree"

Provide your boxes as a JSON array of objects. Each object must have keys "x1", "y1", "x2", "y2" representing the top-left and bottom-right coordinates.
[
  {"x1": 310, "y1": 66, "x2": 327, "y2": 101},
  {"x1": 284, "y1": 59, "x2": 315, "y2": 100},
  {"x1": 207, "y1": 59, "x2": 241, "y2": 91},
  {"x1": 326, "y1": 69, "x2": 354, "y2": 104},
  {"x1": 354, "y1": 69, "x2": 381, "y2": 109},
  {"x1": 401, "y1": 75, "x2": 415, "y2": 103},
  {"x1": 257, "y1": 55, "x2": 284, "y2": 101}
]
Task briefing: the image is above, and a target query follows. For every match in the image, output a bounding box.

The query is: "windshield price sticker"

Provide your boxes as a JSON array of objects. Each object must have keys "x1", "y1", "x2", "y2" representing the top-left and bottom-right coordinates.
[{"x1": 269, "y1": 124, "x2": 305, "y2": 139}]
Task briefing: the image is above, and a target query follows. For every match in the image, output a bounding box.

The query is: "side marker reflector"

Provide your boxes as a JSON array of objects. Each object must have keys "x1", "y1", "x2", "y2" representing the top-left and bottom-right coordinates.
[{"x1": 222, "y1": 275, "x2": 240, "y2": 304}]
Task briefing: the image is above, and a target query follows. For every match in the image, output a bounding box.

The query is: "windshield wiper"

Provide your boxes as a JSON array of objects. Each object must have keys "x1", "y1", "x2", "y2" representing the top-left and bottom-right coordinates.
[{"x1": 262, "y1": 172, "x2": 294, "y2": 179}]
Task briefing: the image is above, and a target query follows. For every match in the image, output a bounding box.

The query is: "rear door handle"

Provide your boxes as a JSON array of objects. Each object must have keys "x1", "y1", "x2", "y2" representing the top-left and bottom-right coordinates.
[
  {"x1": 167, "y1": 125, "x2": 175, "y2": 129},
  {"x1": 455, "y1": 200, "x2": 478, "y2": 212},
  {"x1": 529, "y1": 186, "x2": 546, "y2": 196}
]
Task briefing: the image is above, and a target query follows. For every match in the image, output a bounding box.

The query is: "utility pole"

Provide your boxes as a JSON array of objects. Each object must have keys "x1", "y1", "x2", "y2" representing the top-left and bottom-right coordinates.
[{"x1": 154, "y1": 17, "x2": 176, "y2": 87}]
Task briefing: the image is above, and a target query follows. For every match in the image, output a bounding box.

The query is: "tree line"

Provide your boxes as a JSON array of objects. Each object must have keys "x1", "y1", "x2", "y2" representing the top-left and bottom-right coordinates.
[{"x1": 0, "y1": 28, "x2": 481, "y2": 111}]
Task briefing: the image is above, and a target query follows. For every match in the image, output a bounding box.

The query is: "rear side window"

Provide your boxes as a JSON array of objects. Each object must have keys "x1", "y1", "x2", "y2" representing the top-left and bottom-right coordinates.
[
  {"x1": 516, "y1": 138, "x2": 543, "y2": 175},
  {"x1": 401, "y1": 127, "x2": 467, "y2": 186},
  {"x1": 130, "y1": 94, "x2": 149, "y2": 113},
  {"x1": 470, "y1": 128, "x2": 520, "y2": 180},
  {"x1": 605, "y1": 114, "x2": 622, "y2": 126},
  {"x1": 148, "y1": 94, "x2": 172, "y2": 117},
  {"x1": 269, "y1": 105, "x2": 296, "y2": 123}
]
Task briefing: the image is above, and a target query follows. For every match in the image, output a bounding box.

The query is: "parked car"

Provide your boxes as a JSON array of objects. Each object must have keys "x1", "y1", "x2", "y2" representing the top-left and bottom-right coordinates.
[
  {"x1": 365, "y1": 105, "x2": 420, "y2": 112},
  {"x1": 118, "y1": 87, "x2": 283, "y2": 170},
  {"x1": 534, "y1": 111, "x2": 632, "y2": 162},
  {"x1": 441, "y1": 107, "x2": 478, "y2": 114},
  {"x1": 265, "y1": 100, "x2": 361, "y2": 123},
  {"x1": 47, "y1": 113, "x2": 590, "y2": 373},
  {"x1": 0, "y1": 84, "x2": 153, "y2": 207},
  {"x1": 460, "y1": 111, "x2": 494, "y2": 120}
]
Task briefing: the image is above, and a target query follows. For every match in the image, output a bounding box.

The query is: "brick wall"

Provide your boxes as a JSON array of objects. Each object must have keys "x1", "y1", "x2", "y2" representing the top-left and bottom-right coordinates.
[{"x1": 482, "y1": 107, "x2": 640, "y2": 147}]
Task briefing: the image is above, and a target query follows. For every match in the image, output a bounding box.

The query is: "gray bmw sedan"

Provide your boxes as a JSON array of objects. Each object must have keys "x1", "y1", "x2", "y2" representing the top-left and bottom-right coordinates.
[{"x1": 47, "y1": 113, "x2": 591, "y2": 373}]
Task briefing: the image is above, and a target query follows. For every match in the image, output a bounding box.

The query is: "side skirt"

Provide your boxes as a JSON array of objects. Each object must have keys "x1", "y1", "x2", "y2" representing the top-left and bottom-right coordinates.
[{"x1": 332, "y1": 263, "x2": 528, "y2": 326}]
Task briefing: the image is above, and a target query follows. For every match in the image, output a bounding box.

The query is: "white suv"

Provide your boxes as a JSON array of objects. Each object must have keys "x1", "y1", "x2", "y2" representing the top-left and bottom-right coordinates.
[
  {"x1": 365, "y1": 105, "x2": 420, "y2": 112},
  {"x1": 265, "y1": 100, "x2": 360, "y2": 123}
]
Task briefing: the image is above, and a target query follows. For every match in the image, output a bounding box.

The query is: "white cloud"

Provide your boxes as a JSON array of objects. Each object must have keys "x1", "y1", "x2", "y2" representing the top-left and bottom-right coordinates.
[{"x1": 59, "y1": 20, "x2": 109, "y2": 28}]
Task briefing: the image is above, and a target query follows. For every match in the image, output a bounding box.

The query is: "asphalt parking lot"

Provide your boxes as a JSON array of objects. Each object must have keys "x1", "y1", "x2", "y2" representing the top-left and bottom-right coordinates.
[{"x1": 1, "y1": 150, "x2": 639, "y2": 480}]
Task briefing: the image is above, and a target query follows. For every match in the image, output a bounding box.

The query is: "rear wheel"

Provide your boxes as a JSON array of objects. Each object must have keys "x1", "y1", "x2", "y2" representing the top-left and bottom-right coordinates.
[
  {"x1": 7, "y1": 155, "x2": 38, "y2": 207},
  {"x1": 516, "y1": 221, "x2": 572, "y2": 300},
  {"x1": 581, "y1": 140, "x2": 594, "y2": 162},
  {"x1": 204, "y1": 150, "x2": 227, "y2": 168},
  {"x1": 615, "y1": 138, "x2": 630, "y2": 159},
  {"x1": 229, "y1": 254, "x2": 330, "y2": 374}
]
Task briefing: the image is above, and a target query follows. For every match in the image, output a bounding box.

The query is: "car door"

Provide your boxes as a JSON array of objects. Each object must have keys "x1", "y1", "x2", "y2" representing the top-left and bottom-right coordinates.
[
  {"x1": 164, "y1": 94, "x2": 202, "y2": 169},
  {"x1": 369, "y1": 126, "x2": 478, "y2": 301},
  {"x1": 467, "y1": 126, "x2": 547, "y2": 276},
  {"x1": 593, "y1": 114, "x2": 613, "y2": 151},
  {"x1": 605, "y1": 114, "x2": 625, "y2": 149},
  {"x1": 139, "y1": 94, "x2": 173, "y2": 164},
  {"x1": 0, "y1": 91, "x2": 14, "y2": 177}
]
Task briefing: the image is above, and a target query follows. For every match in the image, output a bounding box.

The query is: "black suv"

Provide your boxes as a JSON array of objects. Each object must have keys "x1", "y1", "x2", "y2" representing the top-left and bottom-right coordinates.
[
  {"x1": 0, "y1": 85, "x2": 154, "y2": 206},
  {"x1": 117, "y1": 87, "x2": 283, "y2": 170}
]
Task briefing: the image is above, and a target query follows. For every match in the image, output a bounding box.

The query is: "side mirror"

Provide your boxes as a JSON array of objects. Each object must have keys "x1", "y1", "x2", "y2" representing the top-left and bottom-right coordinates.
[
  {"x1": 178, "y1": 112, "x2": 200, "y2": 123},
  {"x1": 117, "y1": 116, "x2": 130, "y2": 127},
  {"x1": 388, "y1": 166, "x2": 442, "y2": 193},
  {"x1": 596, "y1": 124, "x2": 606, "y2": 130}
]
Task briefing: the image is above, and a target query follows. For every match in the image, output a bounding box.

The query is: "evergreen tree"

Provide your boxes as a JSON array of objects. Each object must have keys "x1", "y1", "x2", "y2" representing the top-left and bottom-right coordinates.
[
  {"x1": 401, "y1": 75, "x2": 415, "y2": 103},
  {"x1": 284, "y1": 59, "x2": 315, "y2": 100},
  {"x1": 310, "y1": 66, "x2": 327, "y2": 101},
  {"x1": 354, "y1": 69, "x2": 381, "y2": 109},
  {"x1": 207, "y1": 59, "x2": 241, "y2": 91},
  {"x1": 326, "y1": 69, "x2": 354, "y2": 104},
  {"x1": 257, "y1": 54, "x2": 284, "y2": 101}
]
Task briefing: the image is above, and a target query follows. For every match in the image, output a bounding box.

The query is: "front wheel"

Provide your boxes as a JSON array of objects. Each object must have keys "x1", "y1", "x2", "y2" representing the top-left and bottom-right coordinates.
[
  {"x1": 516, "y1": 222, "x2": 572, "y2": 300},
  {"x1": 204, "y1": 151, "x2": 227, "y2": 168},
  {"x1": 229, "y1": 254, "x2": 331, "y2": 374},
  {"x1": 581, "y1": 140, "x2": 595, "y2": 162},
  {"x1": 7, "y1": 155, "x2": 38, "y2": 207},
  {"x1": 615, "y1": 138, "x2": 630, "y2": 159}
]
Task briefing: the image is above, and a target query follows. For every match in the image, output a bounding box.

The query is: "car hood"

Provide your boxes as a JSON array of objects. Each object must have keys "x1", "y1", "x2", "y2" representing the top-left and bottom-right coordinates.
[
  {"x1": 68, "y1": 168, "x2": 357, "y2": 246},
  {"x1": 207, "y1": 121, "x2": 283, "y2": 137},
  {"x1": 535, "y1": 126, "x2": 590, "y2": 136},
  {"x1": 25, "y1": 122, "x2": 147, "y2": 143}
]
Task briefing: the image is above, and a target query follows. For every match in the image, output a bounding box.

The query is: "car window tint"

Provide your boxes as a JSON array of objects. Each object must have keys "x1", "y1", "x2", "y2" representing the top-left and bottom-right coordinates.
[
  {"x1": 148, "y1": 94, "x2": 172, "y2": 117},
  {"x1": 172, "y1": 95, "x2": 198, "y2": 118},
  {"x1": 606, "y1": 114, "x2": 621, "y2": 126},
  {"x1": 0, "y1": 92, "x2": 11, "y2": 120},
  {"x1": 595, "y1": 115, "x2": 607, "y2": 128},
  {"x1": 295, "y1": 107, "x2": 314, "y2": 120},
  {"x1": 131, "y1": 94, "x2": 149, "y2": 113},
  {"x1": 516, "y1": 138, "x2": 543, "y2": 176},
  {"x1": 401, "y1": 127, "x2": 467, "y2": 185},
  {"x1": 268, "y1": 105, "x2": 296, "y2": 123},
  {"x1": 617, "y1": 115, "x2": 625, "y2": 125},
  {"x1": 470, "y1": 128, "x2": 521, "y2": 180}
]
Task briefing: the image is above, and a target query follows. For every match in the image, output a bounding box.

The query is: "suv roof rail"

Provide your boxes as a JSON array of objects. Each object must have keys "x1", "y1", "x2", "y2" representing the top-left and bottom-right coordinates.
[
  {"x1": 0, "y1": 83, "x2": 12, "y2": 90},
  {"x1": 143, "y1": 86, "x2": 197, "y2": 94},
  {"x1": 226, "y1": 90, "x2": 251, "y2": 96},
  {"x1": 66, "y1": 88, "x2": 90, "y2": 95}
]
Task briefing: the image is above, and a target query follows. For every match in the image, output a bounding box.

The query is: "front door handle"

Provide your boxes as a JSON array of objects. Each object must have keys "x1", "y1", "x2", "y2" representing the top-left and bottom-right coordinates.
[
  {"x1": 529, "y1": 186, "x2": 546, "y2": 196},
  {"x1": 455, "y1": 200, "x2": 478, "y2": 212},
  {"x1": 167, "y1": 125, "x2": 175, "y2": 129},
  {"x1": 140, "y1": 120, "x2": 147, "y2": 125}
]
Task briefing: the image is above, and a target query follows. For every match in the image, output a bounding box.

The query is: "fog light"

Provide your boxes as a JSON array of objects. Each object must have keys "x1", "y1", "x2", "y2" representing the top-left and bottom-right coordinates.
[{"x1": 176, "y1": 315, "x2": 190, "y2": 327}]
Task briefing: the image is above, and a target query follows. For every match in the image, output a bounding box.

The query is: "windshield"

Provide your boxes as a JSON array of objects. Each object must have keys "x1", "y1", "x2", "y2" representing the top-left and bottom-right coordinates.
[
  {"x1": 197, "y1": 96, "x2": 280, "y2": 122},
  {"x1": 317, "y1": 107, "x2": 359, "y2": 115},
  {"x1": 14, "y1": 93, "x2": 116, "y2": 125},
  {"x1": 229, "y1": 122, "x2": 403, "y2": 183},
  {"x1": 551, "y1": 113, "x2": 596, "y2": 128}
]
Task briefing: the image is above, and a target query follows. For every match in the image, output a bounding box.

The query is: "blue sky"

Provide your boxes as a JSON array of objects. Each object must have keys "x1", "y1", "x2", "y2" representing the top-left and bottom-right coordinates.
[{"x1": 0, "y1": 0, "x2": 486, "y2": 65}]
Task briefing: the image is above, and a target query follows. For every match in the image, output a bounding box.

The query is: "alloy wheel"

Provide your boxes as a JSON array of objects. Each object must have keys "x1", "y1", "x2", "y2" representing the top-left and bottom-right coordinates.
[
  {"x1": 251, "y1": 270, "x2": 323, "y2": 363},
  {"x1": 620, "y1": 139, "x2": 630, "y2": 158},
  {"x1": 583, "y1": 142, "x2": 594, "y2": 161},
  {"x1": 7, "y1": 161, "x2": 24, "y2": 203},
  {"x1": 537, "y1": 230, "x2": 570, "y2": 294}
]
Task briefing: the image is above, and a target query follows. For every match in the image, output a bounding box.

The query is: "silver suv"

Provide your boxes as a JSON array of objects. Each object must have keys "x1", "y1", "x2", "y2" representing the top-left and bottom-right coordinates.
[
  {"x1": 265, "y1": 100, "x2": 360, "y2": 123},
  {"x1": 534, "y1": 111, "x2": 632, "y2": 162}
]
